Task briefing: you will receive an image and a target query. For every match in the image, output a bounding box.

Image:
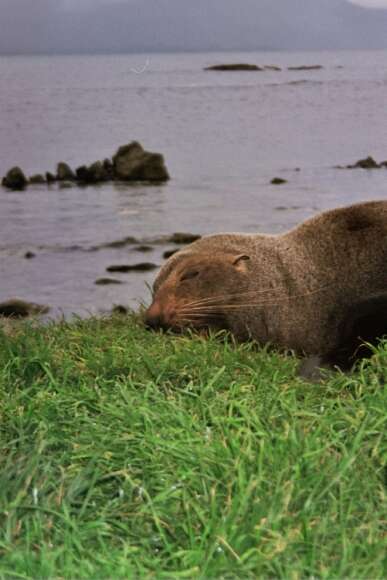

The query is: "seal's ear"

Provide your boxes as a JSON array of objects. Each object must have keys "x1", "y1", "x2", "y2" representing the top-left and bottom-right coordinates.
[{"x1": 232, "y1": 254, "x2": 251, "y2": 272}]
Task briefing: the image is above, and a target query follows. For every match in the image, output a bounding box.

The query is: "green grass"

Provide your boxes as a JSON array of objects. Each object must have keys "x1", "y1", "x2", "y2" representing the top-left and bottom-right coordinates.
[{"x1": 0, "y1": 314, "x2": 386, "y2": 579}]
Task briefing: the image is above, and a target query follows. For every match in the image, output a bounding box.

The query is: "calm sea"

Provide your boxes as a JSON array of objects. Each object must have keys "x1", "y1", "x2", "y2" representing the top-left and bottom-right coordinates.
[{"x1": 1, "y1": 50, "x2": 387, "y2": 317}]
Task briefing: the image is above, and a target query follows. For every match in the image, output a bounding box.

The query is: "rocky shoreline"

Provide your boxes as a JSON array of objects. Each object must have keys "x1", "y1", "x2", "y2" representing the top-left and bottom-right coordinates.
[
  {"x1": 0, "y1": 231, "x2": 202, "y2": 319},
  {"x1": 1, "y1": 141, "x2": 170, "y2": 191}
]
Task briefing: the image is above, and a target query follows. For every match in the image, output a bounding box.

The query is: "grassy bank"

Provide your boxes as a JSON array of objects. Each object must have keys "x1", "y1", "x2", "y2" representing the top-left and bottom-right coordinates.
[{"x1": 0, "y1": 314, "x2": 386, "y2": 578}]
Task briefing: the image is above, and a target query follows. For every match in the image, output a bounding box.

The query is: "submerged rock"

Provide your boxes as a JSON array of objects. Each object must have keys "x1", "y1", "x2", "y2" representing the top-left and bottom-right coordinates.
[
  {"x1": 29, "y1": 174, "x2": 46, "y2": 184},
  {"x1": 271, "y1": 177, "x2": 288, "y2": 185},
  {"x1": 163, "y1": 249, "x2": 179, "y2": 259},
  {"x1": 264, "y1": 65, "x2": 281, "y2": 71},
  {"x1": 2, "y1": 167, "x2": 27, "y2": 190},
  {"x1": 150, "y1": 232, "x2": 201, "y2": 245},
  {"x1": 112, "y1": 142, "x2": 170, "y2": 182},
  {"x1": 56, "y1": 162, "x2": 75, "y2": 181},
  {"x1": 168, "y1": 233, "x2": 201, "y2": 244},
  {"x1": 288, "y1": 65, "x2": 323, "y2": 71},
  {"x1": 107, "y1": 263, "x2": 158, "y2": 273},
  {"x1": 134, "y1": 245, "x2": 154, "y2": 252},
  {"x1": 97, "y1": 236, "x2": 138, "y2": 249},
  {"x1": 205, "y1": 63, "x2": 262, "y2": 71},
  {"x1": 95, "y1": 277, "x2": 123, "y2": 285},
  {"x1": 0, "y1": 299, "x2": 49, "y2": 318}
]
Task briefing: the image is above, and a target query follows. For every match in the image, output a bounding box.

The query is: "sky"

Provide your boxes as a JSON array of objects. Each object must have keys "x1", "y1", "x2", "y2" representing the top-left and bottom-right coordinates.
[{"x1": 1, "y1": 0, "x2": 387, "y2": 55}]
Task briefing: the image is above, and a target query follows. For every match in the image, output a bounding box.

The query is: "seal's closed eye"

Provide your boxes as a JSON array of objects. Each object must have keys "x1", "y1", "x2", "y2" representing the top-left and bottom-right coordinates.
[{"x1": 180, "y1": 270, "x2": 200, "y2": 282}]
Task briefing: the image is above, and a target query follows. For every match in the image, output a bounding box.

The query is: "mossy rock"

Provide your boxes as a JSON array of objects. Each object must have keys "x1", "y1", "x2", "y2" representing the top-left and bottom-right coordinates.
[
  {"x1": 56, "y1": 162, "x2": 75, "y2": 181},
  {"x1": 0, "y1": 299, "x2": 49, "y2": 318},
  {"x1": 29, "y1": 174, "x2": 46, "y2": 184},
  {"x1": 112, "y1": 142, "x2": 170, "y2": 182},
  {"x1": 2, "y1": 167, "x2": 27, "y2": 190}
]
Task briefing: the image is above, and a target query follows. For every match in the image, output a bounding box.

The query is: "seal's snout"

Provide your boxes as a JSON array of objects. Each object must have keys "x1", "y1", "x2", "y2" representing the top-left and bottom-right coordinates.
[
  {"x1": 145, "y1": 311, "x2": 163, "y2": 330},
  {"x1": 144, "y1": 301, "x2": 162, "y2": 330},
  {"x1": 144, "y1": 300, "x2": 170, "y2": 331}
]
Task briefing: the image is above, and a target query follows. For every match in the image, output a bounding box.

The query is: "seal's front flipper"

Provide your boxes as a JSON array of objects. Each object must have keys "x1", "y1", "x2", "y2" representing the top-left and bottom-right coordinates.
[
  {"x1": 331, "y1": 294, "x2": 387, "y2": 369},
  {"x1": 298, "y1": 355, "x2": 334, "y2": 382}
]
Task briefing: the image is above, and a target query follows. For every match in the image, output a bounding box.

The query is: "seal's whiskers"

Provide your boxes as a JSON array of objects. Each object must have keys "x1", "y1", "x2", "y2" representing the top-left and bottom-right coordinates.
[
  {"x1": 178, "y1": 285, "x2": 328, "y2": 316},
  {"x1": 179, "y1": 283, "x2": 329, "y2": 312},
  {"x1": 180, "y1": 288, "x2": 276, "y2": 310}
]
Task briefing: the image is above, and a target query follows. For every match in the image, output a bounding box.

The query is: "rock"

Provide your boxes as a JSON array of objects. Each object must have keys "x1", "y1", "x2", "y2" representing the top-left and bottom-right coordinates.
[
  {"x1": 100, "y1": 236, "x2": 138, "y2": 249},
  {"x1": 205, "y1": 64, "x2": 262, "y2": 71},
  {"x1": 75, "y1": 165, "x2": 91, "y2": 183},
  {"x1": 348, "y1": 156, "x2": 380, "y2": 169},
  {"x1": 134, "y1": 245, "x2": 154, "y2": 252},
  {"x1": 107, "y1": 263, "x2": 158, "y2": 273},
  {"x1": 274, "y1": 205, "x2": 301, "y2": 211},
  {"x1": 95, "y1": 277, "x2": 123, "y2": 285},
  {"x1": 2, "y1": 167, "x2": 27, "y2": 190},
  {"x1": 163, "y1": 249, "x2": 179, "y2": 259},
  {"x1": 56, "y1": 162, "x2": 75, "y2": 181},
  {"x1": 112, "y1": 142, "x2": 170, "y2": 182},
  {"x1": 76, "y1": 163, "x2": 108, "y2": 184},
  {"x1": 112, "y1": 305, "x2": 128, "y2": 315},
  {"x1": 24, "y1": 251, "x2": 36, "y2": 259},
  {"x1": 0, "y1": 299, "x2": 49, "y2": 318},
  {"x1": 46, "y1": 172, "x2": 56, "y2": 183},
  {"x1": 168, "y1": 233, "x2": 201, "y2": 244},
  {"x1": 88, "y1": 161, "x2": 108, "y2": 183},
  {"x1": 29, "y1": 174, "x2": 46, "y2": 184},
  {"x1": 264, "y1": 65, "x2": 281, "y2": 71},
  {"x1": 271, "y1": 177, "x2": 288, "y2": 185},
  {"x1": 288, "y1": 65, "x2": 323, "y2": 71},
  {"x1": 103, "y1": 158, "x2": 114, "y2": 179}
]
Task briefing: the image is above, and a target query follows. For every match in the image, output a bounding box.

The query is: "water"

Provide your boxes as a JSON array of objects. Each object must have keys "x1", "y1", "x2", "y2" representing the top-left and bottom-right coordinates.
[{"x1": 1, "y1": 50, "x2": 387, "y2": 317}]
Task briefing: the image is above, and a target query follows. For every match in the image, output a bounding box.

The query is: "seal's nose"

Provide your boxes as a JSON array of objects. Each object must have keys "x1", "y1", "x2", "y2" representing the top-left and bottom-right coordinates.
[
  {"x1": 144, "y1": 301, "x2": 164, "y2": 330},
  {"x1": 145, "y1": 312, "x2": 162, "y2": 330}
]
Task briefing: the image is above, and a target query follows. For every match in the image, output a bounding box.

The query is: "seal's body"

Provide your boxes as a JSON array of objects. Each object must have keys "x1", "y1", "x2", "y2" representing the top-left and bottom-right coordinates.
[{"x1": 145, "y1": 201, "x2": 387, "y2": 369}]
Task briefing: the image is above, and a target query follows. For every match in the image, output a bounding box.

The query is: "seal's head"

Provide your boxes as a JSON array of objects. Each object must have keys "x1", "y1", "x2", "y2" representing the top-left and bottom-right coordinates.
[{"x1": 145, "y1": 251, "x2": 252, "y2": 333}]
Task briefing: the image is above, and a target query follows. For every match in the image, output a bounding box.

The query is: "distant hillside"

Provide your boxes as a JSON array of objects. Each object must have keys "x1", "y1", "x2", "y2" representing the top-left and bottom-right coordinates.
[{"x1": 1, "y1": 0, "x2": 387, "y2": 54}]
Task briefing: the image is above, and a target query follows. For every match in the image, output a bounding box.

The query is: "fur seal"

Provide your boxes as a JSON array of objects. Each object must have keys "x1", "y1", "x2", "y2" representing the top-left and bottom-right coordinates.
[{"x1": 145, "y1": 201, "x2": 387, "y2": 373}]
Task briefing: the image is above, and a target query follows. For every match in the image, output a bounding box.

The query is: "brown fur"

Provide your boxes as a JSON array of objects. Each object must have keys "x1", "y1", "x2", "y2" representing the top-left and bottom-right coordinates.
[{"x1": 145, "y1": 201, "x2": 387, "y2": 370}]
